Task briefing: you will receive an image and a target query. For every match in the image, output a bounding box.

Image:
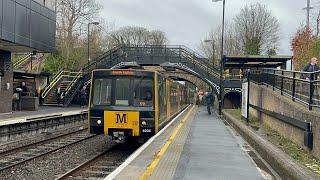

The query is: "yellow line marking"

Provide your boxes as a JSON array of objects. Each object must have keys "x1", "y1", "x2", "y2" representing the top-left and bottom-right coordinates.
[{"x1": 140, "y1": 105, "x2": 195, "y2": 180}]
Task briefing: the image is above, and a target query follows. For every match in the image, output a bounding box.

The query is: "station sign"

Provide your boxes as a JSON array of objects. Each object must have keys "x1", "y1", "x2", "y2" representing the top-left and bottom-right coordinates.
[
  {"x1": 111, "y1": 70, "x2": 135, "y2": 76},
  {"x1": 241, "y1": 81, "x2": 248, "y2": 119}
]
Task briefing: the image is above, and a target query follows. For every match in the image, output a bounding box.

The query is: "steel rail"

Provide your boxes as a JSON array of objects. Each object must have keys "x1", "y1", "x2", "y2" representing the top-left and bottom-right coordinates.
[
  {"x1": 55, "y1": 144, "x2": 118, "y2": 180},
  {"x1": 0, "y1": 128, "x2": 87, "y2": 156},
  {"x1": 0, "y1": 132, "x2": 96, "y2": 172}
]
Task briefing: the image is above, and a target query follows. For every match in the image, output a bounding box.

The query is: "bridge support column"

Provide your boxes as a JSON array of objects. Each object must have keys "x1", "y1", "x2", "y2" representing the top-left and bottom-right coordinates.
[{"x1": 0, "y1": 50, "x2": 12, "y2": 114}]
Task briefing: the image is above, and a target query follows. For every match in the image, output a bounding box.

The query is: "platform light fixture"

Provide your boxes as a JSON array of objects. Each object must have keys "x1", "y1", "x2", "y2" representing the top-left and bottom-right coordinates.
[
  {"x1": 204, "y1": 39, "x2": 215, "y2": 66},
  {"x1": 87, "y1": 22, "x2": 100, "y2": 69},
  {"x1": 211, "y1": 0, "x2": 225, "y2": 115}
]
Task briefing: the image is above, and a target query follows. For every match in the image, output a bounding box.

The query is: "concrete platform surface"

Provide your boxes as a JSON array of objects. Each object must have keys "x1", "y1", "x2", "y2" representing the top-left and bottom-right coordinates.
[
  {"x1": 173, "y1": 107, "x2": 264, "y2": 180},
  {"x1": 0, "y1": 106, "x2": 87, "y2": 126},
  {"x1": 109, "y1": 106, "x2": 266, "y2": 180}
]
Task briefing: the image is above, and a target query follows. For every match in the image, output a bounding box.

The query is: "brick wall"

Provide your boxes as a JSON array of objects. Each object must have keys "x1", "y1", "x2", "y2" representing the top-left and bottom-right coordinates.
[
  {"x1": 250, "y1": 83, "x2": 320, "y2": 158},
  {"x1": 0, "y1": 50, "x2": 12, "y2": 114}
]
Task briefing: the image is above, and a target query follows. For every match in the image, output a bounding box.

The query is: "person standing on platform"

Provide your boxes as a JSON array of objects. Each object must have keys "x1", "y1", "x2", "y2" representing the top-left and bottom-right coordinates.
[
  {"x1": 302, "y1": 57, "x2": 319, "y2": 80},
  {"x1": 80, "y1": 86, "x2": 87, "y2": 108},
  {"x1": 55, "y1": 85, "x2": 62, "y2": 106},
  {"x1": 13, "y1": 88, "x2": 22, "y2": 111},
  {"x1": 20, "y1": 82, "x2": 28, "y2": 96},
  {"x1": 302, "y1": 57, "x2": 320, "y2": 104},
  {"x1": 205, "y1": 90, "x2": 214, "y2": 115}
]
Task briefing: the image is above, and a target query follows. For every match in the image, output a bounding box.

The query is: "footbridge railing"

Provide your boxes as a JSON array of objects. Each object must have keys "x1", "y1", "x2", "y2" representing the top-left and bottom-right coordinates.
[
  {"x1": 82, "y1": 45, "x2": 221, "y2": 90},
  {"x1": 41, "y1": 71, "x2": 79, "y2": 99},
  {"x1": 250, "y1": 68, "x2": 320, "y2": 110},
  {"x1": 46, "y1": 45, "x2": 228, "y2": 106}
]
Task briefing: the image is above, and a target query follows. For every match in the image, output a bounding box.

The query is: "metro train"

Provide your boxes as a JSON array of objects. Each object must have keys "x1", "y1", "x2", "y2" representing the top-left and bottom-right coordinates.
[{"x1": 88, "y1": 69, "x2": 195, "y2": 141}]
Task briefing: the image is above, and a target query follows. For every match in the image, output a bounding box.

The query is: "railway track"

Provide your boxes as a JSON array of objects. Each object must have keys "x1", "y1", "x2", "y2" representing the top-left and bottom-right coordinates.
[
  {"x1": 0, "y1": 124, "x2": 87, "y2": 154},
  {"x1": 56, "y1": 143, "x2": 139, "y2": 180},
  {"x1": 0, "y1": 129, "x2": 96, "y2": 172}
]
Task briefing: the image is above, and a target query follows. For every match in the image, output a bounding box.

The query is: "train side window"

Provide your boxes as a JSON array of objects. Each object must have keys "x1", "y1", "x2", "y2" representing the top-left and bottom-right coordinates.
[
  {"x1": 93, "y1": 79, "x2": 112, "y2": 105},
  {"x1": 162, "y1": 78, "x2": 166, "y2": 105}
]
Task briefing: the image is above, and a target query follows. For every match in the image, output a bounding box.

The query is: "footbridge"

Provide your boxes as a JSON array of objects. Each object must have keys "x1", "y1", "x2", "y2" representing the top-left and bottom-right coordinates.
[
  {"x1": 42, "y1": 45, "x2": 223, "y2": 106},
  {"x1": 41, "y1": 45, "x2": 291, "y2": 108}
]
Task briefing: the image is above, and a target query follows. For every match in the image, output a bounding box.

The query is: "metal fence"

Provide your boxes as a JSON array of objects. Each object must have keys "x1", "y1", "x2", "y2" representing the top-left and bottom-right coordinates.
[{"x1": 250, "y1": 68, "x2": 320, "y2": 110}]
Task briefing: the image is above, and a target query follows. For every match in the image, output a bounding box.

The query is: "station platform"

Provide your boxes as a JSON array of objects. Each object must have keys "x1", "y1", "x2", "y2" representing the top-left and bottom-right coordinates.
[
  {"x1": 108, "y1": 106, "x2": 270, "y2": 180},
  {"x1": 0, "y1": 106, "x2": 87, "y2": 126}
]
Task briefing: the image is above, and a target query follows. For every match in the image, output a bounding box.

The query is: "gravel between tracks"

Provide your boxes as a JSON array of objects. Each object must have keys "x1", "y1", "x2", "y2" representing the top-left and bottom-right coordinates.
[
  {"x1": 0, "y1": 123, "x2": 87, "y2": 153},
  {"x1": 0, "y1": 135, "x2": 112, "y2": 180}
]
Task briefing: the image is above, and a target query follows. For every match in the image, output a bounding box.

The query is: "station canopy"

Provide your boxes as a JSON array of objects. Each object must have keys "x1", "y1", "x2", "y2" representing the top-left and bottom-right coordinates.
[
  {"x1": 13, "y1": 70, "x2": 50, "y2": 79},
  {"x1": 223, "y1": 55, "x2": 292, "y2": 68}
]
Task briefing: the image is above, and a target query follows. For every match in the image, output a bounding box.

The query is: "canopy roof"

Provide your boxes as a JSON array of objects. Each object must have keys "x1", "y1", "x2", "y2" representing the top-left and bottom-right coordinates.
[
  {"x1": 13, "y1": 70, "x2": 50, "y2": 79},
  {"x1": 223, "y1": 55, "x2": 292, "y2": 68}
]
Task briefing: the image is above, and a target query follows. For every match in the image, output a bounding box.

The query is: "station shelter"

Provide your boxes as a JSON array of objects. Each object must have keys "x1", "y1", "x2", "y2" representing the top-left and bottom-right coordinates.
[
  {"x1": 222, "y1": 55, "x2": 292, "y2": 109},
  {"x1": 0, "y1": 0, "x2": 56, "y2": 114}
]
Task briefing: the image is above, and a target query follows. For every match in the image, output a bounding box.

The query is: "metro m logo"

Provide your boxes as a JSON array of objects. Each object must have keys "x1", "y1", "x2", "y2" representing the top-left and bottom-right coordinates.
[{"x1": 116, "y1": 113, "x2": 127, "y2": 124}]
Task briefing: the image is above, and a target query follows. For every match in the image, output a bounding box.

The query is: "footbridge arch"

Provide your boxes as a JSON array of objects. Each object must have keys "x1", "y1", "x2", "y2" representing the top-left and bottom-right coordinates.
[{"x1": 109, "y1": 61, "x2": 219, "y2": 95}]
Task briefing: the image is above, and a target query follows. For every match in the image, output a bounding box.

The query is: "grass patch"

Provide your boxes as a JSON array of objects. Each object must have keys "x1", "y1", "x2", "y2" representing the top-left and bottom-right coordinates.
[
  {"x1": 225, "y1": 109, "x2": 260, "y2": 130},
  {"x1": 225, "y1": 109, "x2": 320, "y2": 176}
]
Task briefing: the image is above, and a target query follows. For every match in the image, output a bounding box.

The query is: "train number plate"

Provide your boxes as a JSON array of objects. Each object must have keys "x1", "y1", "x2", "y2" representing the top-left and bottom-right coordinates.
[{"x1": 142, "y1": 129, "x2": 151, "y2": 133}]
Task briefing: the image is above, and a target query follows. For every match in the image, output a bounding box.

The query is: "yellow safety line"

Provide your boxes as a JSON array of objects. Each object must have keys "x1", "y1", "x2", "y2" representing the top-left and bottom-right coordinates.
[{"x1": 140, "y1": 105, "x2": 195, "y2": 180}]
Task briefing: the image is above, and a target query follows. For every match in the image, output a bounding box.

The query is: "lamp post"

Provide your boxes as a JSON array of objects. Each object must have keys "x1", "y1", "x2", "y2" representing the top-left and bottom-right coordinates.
[
  {"x1": 204, "y1": 39, "x2": 215, "y2": 66},
  {"x1": 212, "y1": 0, "x2": 225, "y2": 115},
  {"x1": 87, "y1": 22, "x2": 100, "y2": 69}
]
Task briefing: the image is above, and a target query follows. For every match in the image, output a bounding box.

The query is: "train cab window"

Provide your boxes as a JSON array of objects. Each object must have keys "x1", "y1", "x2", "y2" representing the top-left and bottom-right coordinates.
[
  {"x1": 115, "y1": 78, "x2": 130, "y2": 106},
  {"x1": 93, "y1": 79, "x2": 112, "y2": 105},
  {"x1": 133, "y1": 78, "x2": 153, "y2": 107}
]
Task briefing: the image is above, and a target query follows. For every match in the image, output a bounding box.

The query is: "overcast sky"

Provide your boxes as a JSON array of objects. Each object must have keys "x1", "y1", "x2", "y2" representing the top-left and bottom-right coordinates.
[{"x1": 98, "y1": 0, "x2": 318, "y2": 55}]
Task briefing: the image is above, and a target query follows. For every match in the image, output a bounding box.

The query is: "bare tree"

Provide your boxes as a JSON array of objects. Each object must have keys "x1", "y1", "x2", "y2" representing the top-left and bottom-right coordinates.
[
  {"x1": 149, "y1": 30, "x2": 168, "y2": 45},
  {"x1": 233, "y1": 3, "x2": 280, "y2": 55},
  {"x1": 107, "y1": 26, "x2": 168, "y2": 48},
  {"x1": 53, "y1": 0, "x2": 103, "y2": 70},
  {"x1": 57, "y1": 0, "x2": 102, "y2": 40},
  {"x1": 199, "y1": 23, "x2": 241, "y2": 66}
]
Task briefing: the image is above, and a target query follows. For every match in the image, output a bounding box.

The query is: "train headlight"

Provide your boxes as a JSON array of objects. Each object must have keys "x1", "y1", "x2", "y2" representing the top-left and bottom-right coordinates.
[
  {"x1": 142, "y1": 121, "x2": 147, "y2": 126},
  {"x1": 97, "y1": 120, "x2": 102, "y2": 125}
]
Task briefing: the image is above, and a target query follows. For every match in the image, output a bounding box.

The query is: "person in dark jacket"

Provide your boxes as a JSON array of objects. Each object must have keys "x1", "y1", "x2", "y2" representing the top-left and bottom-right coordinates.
[
  {"x1": 205, "y1": 91, "x2": 214, "y2": 115},
  {"x1": 80, "y1": 86, "x2": 87, "y2": 108},
  {"x1": 302, "y1": 57, "x2": 319, "y2": 80},
  {"x1": 302, "y1": 57, "x2": 320, "y2": 105},
  {"x1": 20, "y1": 82, "x2": 28, "y2": 96}
]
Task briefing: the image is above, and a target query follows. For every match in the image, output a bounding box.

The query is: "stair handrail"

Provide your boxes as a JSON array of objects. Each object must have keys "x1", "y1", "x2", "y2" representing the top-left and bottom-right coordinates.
[
  {"x1": 180, "y1": 45, "x2": 206, "y2": 59},
  {"x1": 162, "y1": 46, "x2": 220, "y2": 78},
  {"x1": 41, "y1": 70, "x2": 68, "y2": 99},
  {"x1": 82, "y1": 45, "x2": 123, "y2": 72},
  {"x1": 62, "y1": 70, "x2": 83, "y2": 99},
  {"x1": 34, "y1": 53, "x2": 48, "y2": 71},
  {"x1": 13, "y1": 53, "x2": 32, "y2": 68},
  {"x1": 63, "y1": 72, "x2": 93, "y2": 106},
  {"x1": 181, "y1": 49, "x2": 220, "y2": 74},
  {"x1": 48, "y1": 46, "x2": 123, "y2": 105},
  {"x1": 180, "y1": 47, "x2": 218, "y2": 71}
]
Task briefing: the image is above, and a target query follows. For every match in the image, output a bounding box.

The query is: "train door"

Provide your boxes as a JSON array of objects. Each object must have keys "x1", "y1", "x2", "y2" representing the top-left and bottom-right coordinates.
[{"x1": 166, "y1": 79, "x2": 170, "y2": 120}]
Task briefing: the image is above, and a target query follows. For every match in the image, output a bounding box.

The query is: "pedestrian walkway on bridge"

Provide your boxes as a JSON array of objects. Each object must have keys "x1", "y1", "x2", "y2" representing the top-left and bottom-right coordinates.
[{"x1": 111, "y1": 106, "x2": 270, "y2": 179}]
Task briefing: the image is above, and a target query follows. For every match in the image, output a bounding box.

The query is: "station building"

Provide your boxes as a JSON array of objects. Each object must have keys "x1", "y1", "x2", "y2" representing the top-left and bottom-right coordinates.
[{"x1": 0, "y1": 0, "x2": 56, "y2": 113}]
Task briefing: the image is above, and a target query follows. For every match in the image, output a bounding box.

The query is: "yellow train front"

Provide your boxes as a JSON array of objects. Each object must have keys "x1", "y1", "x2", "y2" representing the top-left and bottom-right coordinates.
[{"x1": 88, "y1": 69, "x2": 193, "y2": 142}]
